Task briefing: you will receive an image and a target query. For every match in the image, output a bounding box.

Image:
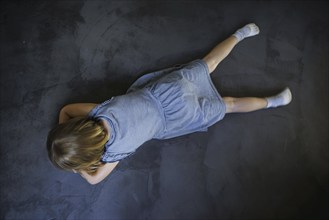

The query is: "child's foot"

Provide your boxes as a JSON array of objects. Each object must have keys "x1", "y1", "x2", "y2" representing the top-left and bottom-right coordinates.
[
  {"x1": 233, "y1": 23, "x2": 260, "y2": 42},
  {"x1": 266, "y1": 88, "x2": 292, "y2": 108}
]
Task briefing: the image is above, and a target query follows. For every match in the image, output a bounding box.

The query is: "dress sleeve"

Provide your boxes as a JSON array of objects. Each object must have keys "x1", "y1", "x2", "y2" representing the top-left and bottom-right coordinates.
[
  {"x1": 101, "y1": 151, "x2": 135, "y2": 163},
  {"x1": 88, "y1": 98, "x2": 114, "y2": 118}
]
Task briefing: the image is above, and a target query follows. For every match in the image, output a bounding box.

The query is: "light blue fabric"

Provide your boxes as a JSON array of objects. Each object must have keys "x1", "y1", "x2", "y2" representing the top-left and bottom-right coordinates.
[{"x1": 88, "y1": 59, "x2": 226, "y2": 163}]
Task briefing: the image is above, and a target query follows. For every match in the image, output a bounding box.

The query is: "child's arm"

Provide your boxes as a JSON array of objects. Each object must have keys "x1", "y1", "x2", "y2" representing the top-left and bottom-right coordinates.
[
  {"x1": 79, "y1": 162, "x2": 119, "y2": 185},
  {"x1": 59, "y1": 103, "x2": 98, "y2": 124}
]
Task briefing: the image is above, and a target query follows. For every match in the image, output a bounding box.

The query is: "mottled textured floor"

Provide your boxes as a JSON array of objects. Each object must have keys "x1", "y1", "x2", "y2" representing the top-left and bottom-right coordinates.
[{"x1": 0, "y1": 1, "x2": 328, "y2": 219}]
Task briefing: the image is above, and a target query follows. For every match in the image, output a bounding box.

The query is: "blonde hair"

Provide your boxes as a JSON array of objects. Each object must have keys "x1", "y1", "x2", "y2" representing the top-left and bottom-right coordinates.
[{"x1": 47, "y1": 117, "x2": 109, "y2": 175}]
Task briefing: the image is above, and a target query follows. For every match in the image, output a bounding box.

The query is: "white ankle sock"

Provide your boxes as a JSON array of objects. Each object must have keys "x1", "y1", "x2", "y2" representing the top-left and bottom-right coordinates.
[
  {"x1": 233, "y1": 23, "x2": 260, "y2": 42},
  {"x1": 266, "y1": 88, "x2": 292, "y2": 108}
]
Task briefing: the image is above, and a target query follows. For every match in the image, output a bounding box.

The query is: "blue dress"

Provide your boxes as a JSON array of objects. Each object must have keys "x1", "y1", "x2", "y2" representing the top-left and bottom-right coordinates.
[{"x1": 88, "y1": 59, "x2": 226, "y2": 163}]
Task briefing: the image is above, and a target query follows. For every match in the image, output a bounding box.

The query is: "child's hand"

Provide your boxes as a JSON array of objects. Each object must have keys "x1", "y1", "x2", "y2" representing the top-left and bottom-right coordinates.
[
  {"x1": 59, "y1": 103, "x2": 98, "y2": 124},
  {"x1": 75, "y1": 162, "x2": 119, "y2": 185}
]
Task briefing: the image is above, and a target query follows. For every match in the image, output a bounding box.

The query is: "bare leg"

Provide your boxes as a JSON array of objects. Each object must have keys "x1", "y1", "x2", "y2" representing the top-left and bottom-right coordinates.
[
  {"x1": 223, "y1": 97, "x2": 267, "y2": 113},
  {"x1": 203, "y1": 23, "x2": 260, "y2": 74},
  {"x1": 202, "y1": 24, "x2": 292, "y2": 113},
  {"x1": 203, "y1": 36, "x2": 238, "y2": 73},
  {"x1": 223, "y1": 88, "x2": 292, "y2": 113}
]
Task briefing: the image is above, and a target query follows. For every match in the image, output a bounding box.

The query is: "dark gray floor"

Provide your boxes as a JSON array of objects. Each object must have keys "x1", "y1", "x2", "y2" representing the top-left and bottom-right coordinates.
[{"x1": 1, "y1": 1, "x2": 328, "y2": 219}]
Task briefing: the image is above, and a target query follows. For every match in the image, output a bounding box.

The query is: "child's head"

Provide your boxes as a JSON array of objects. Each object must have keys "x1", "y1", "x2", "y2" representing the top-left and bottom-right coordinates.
[{"x1": 47, "y1": 117, "x2": 109, "y2": 175}]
